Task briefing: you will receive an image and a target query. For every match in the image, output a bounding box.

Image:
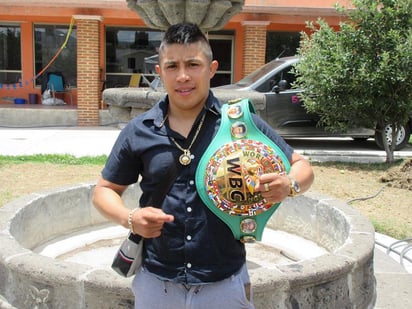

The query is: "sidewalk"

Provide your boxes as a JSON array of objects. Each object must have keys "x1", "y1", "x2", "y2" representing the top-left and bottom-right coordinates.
[
  {"x1": 0, "y1": 126, "x2": 120, "y2": 157},
  {"x1": 0, "y1": 126, "x2": 411, "y2": 308}
]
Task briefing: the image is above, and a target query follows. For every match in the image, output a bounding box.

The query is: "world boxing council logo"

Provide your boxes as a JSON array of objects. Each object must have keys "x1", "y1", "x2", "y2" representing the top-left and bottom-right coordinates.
[{"x1": 204, "y1": 139, "x2": 287, "y2": 217}]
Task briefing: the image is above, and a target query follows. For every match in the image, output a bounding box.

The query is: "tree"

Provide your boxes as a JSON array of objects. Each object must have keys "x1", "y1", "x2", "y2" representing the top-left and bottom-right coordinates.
[{"x1": 293, "y1": 0, "x2": 412, "y2": 162}]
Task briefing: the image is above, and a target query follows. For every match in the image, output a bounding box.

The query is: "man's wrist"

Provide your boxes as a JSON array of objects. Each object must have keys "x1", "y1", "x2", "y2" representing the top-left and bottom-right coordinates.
[
  {"x1": 128, "y1": 208, "x2": 139, "y2": 234},
  {"x1": 288, "y1": 176, "x2": 301, "y2": 197}
]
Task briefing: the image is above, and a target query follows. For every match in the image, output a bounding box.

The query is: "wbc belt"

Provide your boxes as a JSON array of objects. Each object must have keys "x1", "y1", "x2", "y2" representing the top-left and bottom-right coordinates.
[{"x1": 195, "y1": 98, "x2": 290, "y2": 243}]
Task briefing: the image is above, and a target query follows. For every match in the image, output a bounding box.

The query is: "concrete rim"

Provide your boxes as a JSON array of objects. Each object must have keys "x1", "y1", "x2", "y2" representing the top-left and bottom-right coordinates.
[{"x1": 0, "y1": 184, "x2": 376, "y2": 308}]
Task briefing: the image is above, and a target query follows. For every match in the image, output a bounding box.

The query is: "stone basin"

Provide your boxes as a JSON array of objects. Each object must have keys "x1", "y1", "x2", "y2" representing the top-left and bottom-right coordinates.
[
  {"x1": 102, "y1": 87, "x2": 266, "y2": 124},
  {"x1": 0, "y1": 183, "x2": 376, "y2": 308}
]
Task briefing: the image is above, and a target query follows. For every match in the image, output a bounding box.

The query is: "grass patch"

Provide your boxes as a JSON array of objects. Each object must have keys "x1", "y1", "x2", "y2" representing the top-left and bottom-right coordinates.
[
  {"x1": 372, "y1": 218, "x2": 410, "y2": 240},
  {"x1": 0, "y1": 157, "x2": 105, "y2": 208},
  {"x1": 311, "y1": 159, "x2": 404, "y2": 172},
  {"x1": 0, "y1": 154, "x2": 107, "y2": 166}
]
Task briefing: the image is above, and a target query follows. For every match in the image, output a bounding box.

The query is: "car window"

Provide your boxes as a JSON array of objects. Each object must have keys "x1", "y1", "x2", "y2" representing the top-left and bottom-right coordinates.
[
  {"x1": 235, "y1": 59, "x2": 287, "y2": 87},
  {"x1": 255, "y1": 66, "x2": 296, "y2": 92}
]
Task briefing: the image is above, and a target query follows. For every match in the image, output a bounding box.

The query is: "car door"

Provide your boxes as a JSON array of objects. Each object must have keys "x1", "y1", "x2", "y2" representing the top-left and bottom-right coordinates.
[{"x1": 256, "y1": 64, "x2": 322, "y2": 137}]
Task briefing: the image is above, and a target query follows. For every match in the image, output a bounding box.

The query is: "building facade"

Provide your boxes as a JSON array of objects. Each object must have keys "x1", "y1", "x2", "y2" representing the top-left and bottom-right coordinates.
[{"x1": 0, "y1": 0, "x2": 348, "y2": 126}]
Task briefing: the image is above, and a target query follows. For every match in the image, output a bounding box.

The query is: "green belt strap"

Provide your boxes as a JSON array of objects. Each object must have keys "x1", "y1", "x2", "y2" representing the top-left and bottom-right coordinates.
[{"x1": 195, "y1": 98, "x2": 290, "y2": 243}]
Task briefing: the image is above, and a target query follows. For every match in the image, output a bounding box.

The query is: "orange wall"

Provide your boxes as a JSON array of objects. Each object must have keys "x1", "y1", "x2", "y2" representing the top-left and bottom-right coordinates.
[
  {"x1": 245, "y1": 0, "x2": 353, "y2": 8},
  {"x1": 0, "y1": 14, "x2": 81, "y2": 104},
  {"x1": 0, "y1": 1, "x2": 346, "y2": 104}
]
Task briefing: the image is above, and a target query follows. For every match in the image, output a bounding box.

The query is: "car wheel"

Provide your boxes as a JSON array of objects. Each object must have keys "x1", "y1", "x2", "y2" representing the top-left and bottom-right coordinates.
[{"x1": 374, "y1": 123, "x2": 411, "y2": 150}]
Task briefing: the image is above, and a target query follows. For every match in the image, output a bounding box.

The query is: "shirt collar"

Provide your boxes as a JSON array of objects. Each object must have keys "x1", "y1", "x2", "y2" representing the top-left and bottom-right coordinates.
[{"x1": 145, "y1": 91, "x2": 222, "y2": 129}]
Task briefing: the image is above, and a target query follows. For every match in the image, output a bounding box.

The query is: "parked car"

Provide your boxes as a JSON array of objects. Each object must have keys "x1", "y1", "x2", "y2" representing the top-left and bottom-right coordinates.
[{"x1": 215, "y1": 56, "x2": 412, "y2": 150}]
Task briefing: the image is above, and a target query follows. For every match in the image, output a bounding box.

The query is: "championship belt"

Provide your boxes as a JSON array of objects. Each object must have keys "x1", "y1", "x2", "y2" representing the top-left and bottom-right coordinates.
[{"x1": 195, "y1": 98, "x2": 290, "y2": 243}]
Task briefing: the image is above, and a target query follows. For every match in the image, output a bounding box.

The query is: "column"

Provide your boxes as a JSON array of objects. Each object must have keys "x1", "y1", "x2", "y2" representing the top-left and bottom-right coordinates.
[
  {"x1": 241, "y1": 21, "x2": 270, "y2": 77},
  {"x1": 74, "y1": 15, "x2": 103, "y2": 126}
]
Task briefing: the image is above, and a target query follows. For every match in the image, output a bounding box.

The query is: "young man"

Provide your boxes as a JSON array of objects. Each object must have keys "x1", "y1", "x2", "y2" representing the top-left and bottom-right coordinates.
[{"x1": 93, "y1": 23, "x2": 314, "y2": 309}]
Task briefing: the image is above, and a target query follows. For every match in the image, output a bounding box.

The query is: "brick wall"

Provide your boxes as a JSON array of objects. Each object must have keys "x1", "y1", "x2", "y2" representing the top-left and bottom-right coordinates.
[
  {"x1": 242, "y1": 22, "x2": 269, "y2": 76},
  {"x1": 75, "y1": 16, "x2": 102, "y2": 126}
]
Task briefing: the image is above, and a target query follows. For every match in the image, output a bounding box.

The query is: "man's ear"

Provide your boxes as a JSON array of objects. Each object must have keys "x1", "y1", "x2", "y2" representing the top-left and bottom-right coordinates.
[
  {"x1": 155, "y1": 64, "x2": 161, "y2": 75},
  {"x1": 209, "y1": 60, "x2": 219, "y2": 78}
]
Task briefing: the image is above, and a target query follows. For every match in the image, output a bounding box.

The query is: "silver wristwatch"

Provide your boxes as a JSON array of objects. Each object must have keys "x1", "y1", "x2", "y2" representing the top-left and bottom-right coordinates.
[{"x1": 288, "y1": 177, "x2": 301, "y2": 197}]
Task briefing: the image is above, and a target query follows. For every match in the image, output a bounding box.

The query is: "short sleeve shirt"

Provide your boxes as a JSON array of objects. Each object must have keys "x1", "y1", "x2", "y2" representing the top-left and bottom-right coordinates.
[{"x1": 102, "y1": 91, "x2": 293, "y2": 284}]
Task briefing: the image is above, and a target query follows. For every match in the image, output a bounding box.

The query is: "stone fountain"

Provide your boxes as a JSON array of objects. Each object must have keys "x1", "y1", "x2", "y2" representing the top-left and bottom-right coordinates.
[
  {"x1": 0, "y1": 183, "x2": 376, "y2": 308},
  {"x1": 126, "y1": 0, "x2": 245, "y2": 31},
  {"x1": 103, "y1": 87, "x2": 266, "y2": 124}
]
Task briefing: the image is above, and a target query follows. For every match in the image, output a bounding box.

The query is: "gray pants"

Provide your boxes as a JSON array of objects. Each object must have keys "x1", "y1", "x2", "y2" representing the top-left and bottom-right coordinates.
[{"x1": 132, "y1": 264, "x2": 255, "y2": 309}]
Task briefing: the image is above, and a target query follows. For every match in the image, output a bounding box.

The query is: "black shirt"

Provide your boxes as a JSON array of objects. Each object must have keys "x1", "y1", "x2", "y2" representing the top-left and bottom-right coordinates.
[{"x1": 102, "y1": 91, "x2": 293, "y2": 284}]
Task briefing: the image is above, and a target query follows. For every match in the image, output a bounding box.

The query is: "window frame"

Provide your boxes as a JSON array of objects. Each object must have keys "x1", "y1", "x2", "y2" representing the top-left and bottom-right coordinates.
[
  {"x1": 0, "y1": 23, "x2": 22, "y2": 85},
  {"x1": 33, "y1": 23, "x2": 77, "y2": 88}
]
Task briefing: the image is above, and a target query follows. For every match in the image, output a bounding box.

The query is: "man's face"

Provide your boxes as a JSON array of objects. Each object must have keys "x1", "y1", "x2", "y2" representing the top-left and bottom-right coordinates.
[{"x1": 156, "y1": 42, "x2": 218, "y2": 112}]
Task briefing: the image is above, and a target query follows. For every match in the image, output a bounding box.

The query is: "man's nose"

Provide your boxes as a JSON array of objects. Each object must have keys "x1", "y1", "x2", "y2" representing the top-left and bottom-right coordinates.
[{"x1": 176, "y1": 67, "x2": 190, "y2": 82}]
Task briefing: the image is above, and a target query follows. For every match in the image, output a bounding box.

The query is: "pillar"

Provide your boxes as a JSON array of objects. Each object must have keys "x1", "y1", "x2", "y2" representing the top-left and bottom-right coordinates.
[
  {"x1": 241, "y1": 21, "x2": 269, "y2": 76},
  {"x1": 74, "y1": 15, "x2": 103, "y2": 126}
]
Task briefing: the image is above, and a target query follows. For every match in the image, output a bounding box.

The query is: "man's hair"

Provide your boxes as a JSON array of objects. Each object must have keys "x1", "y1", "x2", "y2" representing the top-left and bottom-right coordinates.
[{"x1": 158, "y1": 23, "x2": 213, "y2": 62}]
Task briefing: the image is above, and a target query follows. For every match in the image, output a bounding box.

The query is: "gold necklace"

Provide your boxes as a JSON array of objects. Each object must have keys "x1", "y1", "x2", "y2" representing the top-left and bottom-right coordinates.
[{"x1": 170, "y1": 112, "x2": 206, "y2": 166}]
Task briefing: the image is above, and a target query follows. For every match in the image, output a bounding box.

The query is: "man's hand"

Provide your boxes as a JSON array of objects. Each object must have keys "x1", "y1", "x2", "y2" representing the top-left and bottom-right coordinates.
[
  {"x1": 132, "y1": 207, "x2": 174, "y2": 238},
  {"x1": 256, "y1": 173, "x2": 290, "y2": 204}
]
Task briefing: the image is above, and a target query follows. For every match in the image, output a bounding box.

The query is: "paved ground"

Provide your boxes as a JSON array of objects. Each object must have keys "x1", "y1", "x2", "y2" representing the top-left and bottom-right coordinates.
[
  {"x1": 0, "y1": 126, "x2": 411, "y2": 308},
  {"x1": 0, "y1": 127, "x2": 120, "y2": 157}
]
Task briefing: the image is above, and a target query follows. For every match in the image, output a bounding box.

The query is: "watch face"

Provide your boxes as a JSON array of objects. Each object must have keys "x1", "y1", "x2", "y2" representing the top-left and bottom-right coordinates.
[
  {"x1": 203, "y1": 139, "x2": 287, "y2": 217},
  {"x1": 293, "y1": 180, "x2": 301, "y2": 193}
]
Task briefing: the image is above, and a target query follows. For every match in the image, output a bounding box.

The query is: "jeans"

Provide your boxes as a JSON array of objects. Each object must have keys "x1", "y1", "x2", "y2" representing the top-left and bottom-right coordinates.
[{"x1": 132, "y1": 264, "x2": 254, "y2": 309}]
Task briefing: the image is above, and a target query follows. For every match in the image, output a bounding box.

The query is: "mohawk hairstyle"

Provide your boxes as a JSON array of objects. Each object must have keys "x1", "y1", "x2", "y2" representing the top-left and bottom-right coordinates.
[
  {"x1": 163, "y1": 23, "x2": 208, "y2": 44},
  {"x1": 159, "y1": 23, "x2": 213, "y2": 62}
]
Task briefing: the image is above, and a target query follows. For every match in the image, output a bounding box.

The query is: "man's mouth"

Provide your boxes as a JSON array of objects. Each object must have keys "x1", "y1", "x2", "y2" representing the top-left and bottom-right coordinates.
[{"x1": 176, "y1": 87, "x2": 194, "y2": 94}]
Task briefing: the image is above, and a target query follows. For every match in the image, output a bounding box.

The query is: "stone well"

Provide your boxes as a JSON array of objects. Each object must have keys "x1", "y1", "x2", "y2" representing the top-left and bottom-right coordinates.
[{"x1": 0, "y1": 183, "x2": 376, "y2": 308}]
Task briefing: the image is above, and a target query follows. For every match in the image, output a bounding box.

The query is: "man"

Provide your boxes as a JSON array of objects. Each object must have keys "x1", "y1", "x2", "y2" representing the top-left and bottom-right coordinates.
[{"x1": 93, "y1": 23, "x2": 314, "y2": 309}]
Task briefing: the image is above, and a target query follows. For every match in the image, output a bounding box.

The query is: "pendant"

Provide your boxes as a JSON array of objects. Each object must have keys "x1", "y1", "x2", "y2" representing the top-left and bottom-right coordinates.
[{"x1": 179, "y1": 150, "x2": 191, "y2": 165}]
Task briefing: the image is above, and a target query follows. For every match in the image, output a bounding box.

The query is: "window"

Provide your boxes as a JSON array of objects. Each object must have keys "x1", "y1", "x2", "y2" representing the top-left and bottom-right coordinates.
[
  {"x1": 105, "y1": 27, "x2": 162, "y2": 88},
  {"x1": 34, "y1": 25, "x2": 77, "y2": 88},
  {"x1": 0, "y1": 24, "x2": 21, "y2": 85},
  {"x1": 266, "y1": 32, "x2": 301, "y2": 62},
  {"x1": 104, "y1": 28, "x2": 234, "y2": 88},
  {"x1": 209, "y1": 34, "x2": 234, "y2": 86}
]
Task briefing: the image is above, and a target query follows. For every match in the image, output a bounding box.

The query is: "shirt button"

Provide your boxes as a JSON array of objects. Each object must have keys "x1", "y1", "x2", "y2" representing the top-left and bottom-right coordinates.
[
  {"x1": 189, "y1": 179, "x2": 195, "y2": 185},
  {"x1": 187, "y1": 263, "x2": 192, "y2": 269},
  {"x1": 187, "y1": 207, "x2": 192, "y2": 213},
  {"x1": 186, "y1": 235, "x2": 192, "y2": 241}
]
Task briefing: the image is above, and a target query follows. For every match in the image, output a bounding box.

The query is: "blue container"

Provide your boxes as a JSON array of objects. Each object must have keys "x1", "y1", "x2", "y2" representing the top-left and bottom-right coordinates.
[{"x1": 14, "y1": 98, "x2": 26, "y2": 104}]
